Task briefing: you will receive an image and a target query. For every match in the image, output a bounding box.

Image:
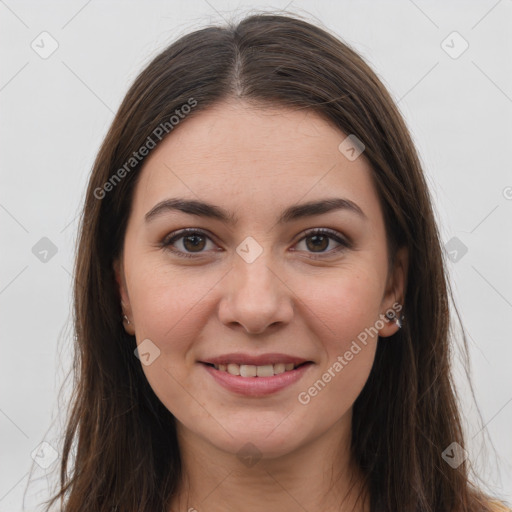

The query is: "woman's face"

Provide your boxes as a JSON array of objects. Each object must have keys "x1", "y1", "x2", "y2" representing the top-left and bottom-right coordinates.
[{"x1": 114, "y1": 99, "x2": 406, "y2": 460}]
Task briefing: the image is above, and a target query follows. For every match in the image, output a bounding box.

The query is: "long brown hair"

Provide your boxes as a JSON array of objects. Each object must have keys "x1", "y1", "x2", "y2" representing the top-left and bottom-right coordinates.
[{"x1": 40, "y1": 11, "x2": 505, "y2": 512}]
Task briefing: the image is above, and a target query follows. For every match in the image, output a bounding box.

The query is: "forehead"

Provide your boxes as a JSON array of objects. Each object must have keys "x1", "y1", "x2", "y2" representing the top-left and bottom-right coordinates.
[{"x1": 130, "y1": 100, "x2": 383, "y2": 228}]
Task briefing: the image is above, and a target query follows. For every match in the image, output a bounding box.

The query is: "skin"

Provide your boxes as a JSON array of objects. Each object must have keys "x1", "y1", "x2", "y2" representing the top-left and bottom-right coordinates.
[{"x1": 114, "y1": 98, "x2": 407, "y2": 512}]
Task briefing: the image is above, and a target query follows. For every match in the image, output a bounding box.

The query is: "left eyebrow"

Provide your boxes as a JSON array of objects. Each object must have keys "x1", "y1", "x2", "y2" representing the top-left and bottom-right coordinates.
[{"x1": 144, "y1": 197, "x2": 368, "y2": 225}]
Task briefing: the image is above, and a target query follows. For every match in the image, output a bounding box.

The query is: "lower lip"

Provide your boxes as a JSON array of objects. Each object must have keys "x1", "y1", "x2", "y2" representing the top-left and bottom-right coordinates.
[{"x1": 200, "y1": 362, "x2": 314, "y2": 397}]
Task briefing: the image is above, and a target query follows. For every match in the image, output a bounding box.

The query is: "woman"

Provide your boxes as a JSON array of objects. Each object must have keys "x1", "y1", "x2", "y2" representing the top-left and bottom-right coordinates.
[{"x1": 43, "y1": 12, "x2": 509, "y2": 512}]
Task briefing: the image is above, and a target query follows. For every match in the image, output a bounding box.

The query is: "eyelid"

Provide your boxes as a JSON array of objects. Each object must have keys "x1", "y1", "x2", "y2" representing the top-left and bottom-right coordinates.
[
  {"x1": 161, "y1": 228, "x2": 218, "y2": 248},
  {"x1": 292, "y1": 227, "x2": 352, "y2": 257},
  {"x1": 161, "y1": 227, "x2": 352, "y2": 259},
  {"x1": 160, "y1": 228, "x2": 219, "y2": 259}
]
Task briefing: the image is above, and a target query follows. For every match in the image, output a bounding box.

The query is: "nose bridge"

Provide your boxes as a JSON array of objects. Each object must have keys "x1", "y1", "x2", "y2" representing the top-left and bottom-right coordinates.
[
  {"x1": 218, "y1": 235, "x2": 293, "y2": 333},
  {"x1": 233, "y1": 238, "x2": 282, "y2": 303}
]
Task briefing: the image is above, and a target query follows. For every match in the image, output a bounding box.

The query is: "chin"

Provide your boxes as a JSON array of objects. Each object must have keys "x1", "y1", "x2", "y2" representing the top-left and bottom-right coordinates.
[
  {"x1": 193, "y1": 411, "x2": 310, "y2": 460},
  {"x1": 217, "y1": 431, "x2": 303, "y2": 462}
]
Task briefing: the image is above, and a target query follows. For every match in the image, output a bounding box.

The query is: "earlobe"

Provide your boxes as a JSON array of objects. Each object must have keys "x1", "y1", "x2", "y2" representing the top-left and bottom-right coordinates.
[
  {"x1": 378, "y1": 246, "x2": 408, "y2": 338},
  {"x1": 378, "y1": 307, "x2": 404, "y2": 338}
]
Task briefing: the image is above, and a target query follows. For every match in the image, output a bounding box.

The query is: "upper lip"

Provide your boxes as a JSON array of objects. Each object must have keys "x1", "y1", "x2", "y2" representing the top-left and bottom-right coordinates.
[{"x1": 200, "y1": 353, "x2": 312, "y2": 366}]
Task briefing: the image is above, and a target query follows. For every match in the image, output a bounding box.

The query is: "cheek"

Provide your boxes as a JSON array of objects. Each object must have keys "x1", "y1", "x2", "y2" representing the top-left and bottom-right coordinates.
[
  {"x1": 295, "y1": 262, "x2": 384, "y2": 343},
  {"x1": 292, "y1": 265, "x2": 382, "y2": 402},
  {"x1": 126, "y1": 263, "x2": 213, "y2": 417},
  {"x1": 294, "y1": 288, "x2": 380, "y2": 425},
  {"x1": 127, "y1": 261, "x2": 223, "y2": 363}
]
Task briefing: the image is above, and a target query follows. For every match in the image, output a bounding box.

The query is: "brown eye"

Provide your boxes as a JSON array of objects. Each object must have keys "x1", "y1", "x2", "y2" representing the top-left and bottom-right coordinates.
[
  {"x1": 294, "y1": 228, "x2": 351, "y2": 258},
  {"x1": 161, "y1": 227, "x2": 351, "y2": 259},
  {"x1": 181, "y1": 233, "x2": 207, "y2": 252},
  {"x1": 305, "y1": 233, "x2": 330, "y2": 252},
  {"x1": 161, "y1": 229, "x2": 215, "y2": 258}
]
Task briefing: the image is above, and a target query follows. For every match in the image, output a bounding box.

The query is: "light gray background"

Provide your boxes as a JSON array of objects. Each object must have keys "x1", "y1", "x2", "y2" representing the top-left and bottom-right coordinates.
[{"x1": 1, "y1": 1, "x2": 511, "y2": 510}]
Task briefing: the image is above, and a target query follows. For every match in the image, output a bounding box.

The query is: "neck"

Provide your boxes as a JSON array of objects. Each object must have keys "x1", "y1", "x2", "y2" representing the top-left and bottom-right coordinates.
[{"x1": 169, "y1": 414, "x2": 369, "y2": 512}]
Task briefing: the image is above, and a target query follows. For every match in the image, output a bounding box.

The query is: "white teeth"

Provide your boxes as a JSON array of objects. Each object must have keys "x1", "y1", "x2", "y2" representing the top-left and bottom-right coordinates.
[
  {"x1": 256, "y1": 364, "x2": 274, "y2": 377},
  {"x1": 212, "y1": 362, "x2": 303, "y2": 377},
  {"x1": 273, "y1": 363, "x2": 286, "y2": 374},
  {"x1": 227, "y1": 364, "x2": 240, "y2": 376},
  {"x1": 240, "y1": 365, "x2": 257, "y2": 377}
]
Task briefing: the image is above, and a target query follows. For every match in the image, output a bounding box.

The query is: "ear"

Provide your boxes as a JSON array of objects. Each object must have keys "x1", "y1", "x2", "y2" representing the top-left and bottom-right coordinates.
[
  {"x1": 378, "y1": 246, "x2": 408, "y2": 338},
  {"x1": 113, "y1": 257, "x2": 135, "y2": 336}
]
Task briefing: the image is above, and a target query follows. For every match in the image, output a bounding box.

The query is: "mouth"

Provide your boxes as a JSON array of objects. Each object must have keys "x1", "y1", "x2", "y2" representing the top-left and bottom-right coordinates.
[
  {"x1": 201, "y1": 361, "x2": 311, "y2": 377},
  {"x1": 198, "y1": 357, "x2": 314, "y2": 397}
]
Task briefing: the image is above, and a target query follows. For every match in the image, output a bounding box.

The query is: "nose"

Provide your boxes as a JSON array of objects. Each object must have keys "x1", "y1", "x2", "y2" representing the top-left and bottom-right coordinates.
[{"x1": 217, "y1": 251, "x2": 294, "y2": 335}]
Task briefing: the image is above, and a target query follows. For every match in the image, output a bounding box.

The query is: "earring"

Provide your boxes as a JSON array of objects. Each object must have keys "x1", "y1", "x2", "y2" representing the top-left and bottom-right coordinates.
[
  {"x1": 385, "y1": 306, "x2": 404, "y2": 329},
  {"x1": 123, "y1": 314, "x2": 130, "y2": 325}
]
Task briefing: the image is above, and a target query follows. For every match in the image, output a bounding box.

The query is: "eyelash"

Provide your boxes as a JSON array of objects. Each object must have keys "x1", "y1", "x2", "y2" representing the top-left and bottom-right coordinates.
[{"x1": 160, "y1": 228, "x2": 351, "y2": 260}]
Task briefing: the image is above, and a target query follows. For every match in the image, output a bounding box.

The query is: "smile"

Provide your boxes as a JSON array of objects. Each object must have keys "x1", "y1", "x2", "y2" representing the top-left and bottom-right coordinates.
[
  {"x1": 207, "y1": 362, "x2": 305, "y2": 377},
  {"x1": 200, "y1": 361, "x2": 314, "y2": 397}
]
